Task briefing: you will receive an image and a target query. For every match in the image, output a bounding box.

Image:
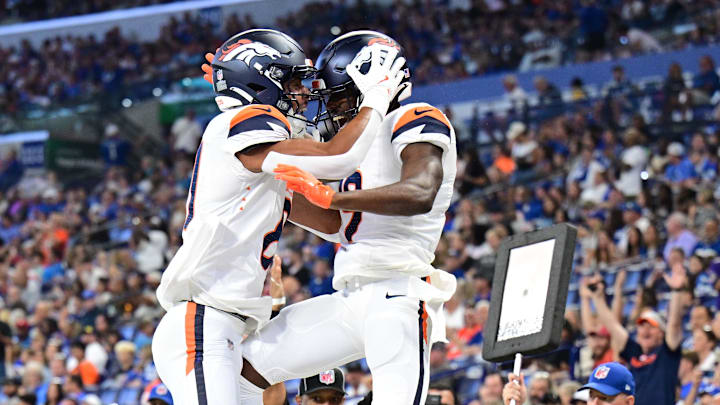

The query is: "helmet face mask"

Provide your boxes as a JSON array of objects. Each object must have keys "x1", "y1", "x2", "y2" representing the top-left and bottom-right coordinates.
[{"x1": 313, "y1": 85, "x2": 361, "y2": 142}]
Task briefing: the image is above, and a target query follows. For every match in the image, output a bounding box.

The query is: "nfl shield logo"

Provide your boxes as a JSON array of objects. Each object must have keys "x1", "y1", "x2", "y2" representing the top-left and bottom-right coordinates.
[
  {"x1": 319, "y1": 370, "x2": 335, "y2": 385},
  {"x1": 156, "y1": 385, "x2": 168, "y2": 395},
  {"x1": 595, "y1": 366, "x2": 611, "y2": 379}
]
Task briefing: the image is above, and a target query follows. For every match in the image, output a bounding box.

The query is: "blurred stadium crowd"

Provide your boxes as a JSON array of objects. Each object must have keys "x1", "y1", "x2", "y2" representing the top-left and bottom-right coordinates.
[
  {"x1": 4, "y1": 0, "x2": 720, "y2": 112},
  {"x1": 0, "y1": 1, "x2": 720, "y2": 405}
]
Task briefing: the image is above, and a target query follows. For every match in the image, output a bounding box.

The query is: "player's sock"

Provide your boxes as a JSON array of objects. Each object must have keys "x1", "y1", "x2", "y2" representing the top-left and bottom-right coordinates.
[{"x1": 237, "y1": 375, "x2": 264, "y2": 405}]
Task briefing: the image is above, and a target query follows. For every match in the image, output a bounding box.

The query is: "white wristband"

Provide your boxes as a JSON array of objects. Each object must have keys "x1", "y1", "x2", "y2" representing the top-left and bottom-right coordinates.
[
  {"x1": 272, "y1": 297, "x2": 286, "y2": 306},
  {"x1": 359, "y1": 86, "x2": 391, "y2": 116}
]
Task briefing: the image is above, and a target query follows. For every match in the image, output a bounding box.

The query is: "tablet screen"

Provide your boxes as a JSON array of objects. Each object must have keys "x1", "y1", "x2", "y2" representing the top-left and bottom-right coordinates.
[{"x1": 497, "y1": 238, "x2": 556, "y2": 342}]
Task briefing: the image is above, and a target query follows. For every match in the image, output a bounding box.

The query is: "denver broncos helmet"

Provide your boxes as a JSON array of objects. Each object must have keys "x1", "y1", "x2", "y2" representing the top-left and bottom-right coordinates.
[
  {"x1": 209, "y1": 29, "x2": 314, "y2": 113},
  {"x1": 312, "y1": 30, "x2": 412, "y2": 139}
]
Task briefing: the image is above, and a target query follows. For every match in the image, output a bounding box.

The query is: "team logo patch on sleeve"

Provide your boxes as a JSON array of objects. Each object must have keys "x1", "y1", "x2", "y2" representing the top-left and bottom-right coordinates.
[
  {"x1": 594, "y1": 365, "x2": 610, "y2": 379},
  {"x1": 319, "y1": 370, "x2": 335, "y2": 385},
  {"x1": 391, "y1": 106, "x2": 451, "y2": 141}
]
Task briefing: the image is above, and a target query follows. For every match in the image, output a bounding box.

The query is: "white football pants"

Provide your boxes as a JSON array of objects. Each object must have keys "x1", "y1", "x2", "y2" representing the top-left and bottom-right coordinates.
[
  {"x1": 242, "y1": 277, "x2": 433, "y2": 405},
  {"x1": 152, "y1": 301, "x2": 251, "y2": 405}
]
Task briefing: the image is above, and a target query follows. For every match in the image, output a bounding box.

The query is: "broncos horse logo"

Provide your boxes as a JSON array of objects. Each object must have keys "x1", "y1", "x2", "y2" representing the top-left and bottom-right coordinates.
[{"x1": 218, "y1": 39, "x2": 281, "y2": 66}]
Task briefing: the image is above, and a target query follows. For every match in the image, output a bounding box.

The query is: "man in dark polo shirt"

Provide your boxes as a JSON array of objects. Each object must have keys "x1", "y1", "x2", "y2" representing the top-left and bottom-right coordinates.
[{"x1": 585, "y1": 265, "x2": 687, "y2": 405}]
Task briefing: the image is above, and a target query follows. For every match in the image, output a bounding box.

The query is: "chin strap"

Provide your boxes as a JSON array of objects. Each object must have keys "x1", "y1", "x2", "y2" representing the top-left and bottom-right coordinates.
[
  {"x1": 396, "y1": 82, "x2": 412, "y2": 102},
  {"x1": 286, "y1": 108, "x2": 310, "y2": 139}
]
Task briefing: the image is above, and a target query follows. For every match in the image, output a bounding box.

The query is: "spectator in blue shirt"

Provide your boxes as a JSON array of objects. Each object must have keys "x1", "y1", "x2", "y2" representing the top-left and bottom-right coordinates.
[
  {"x1": 664, "y1": 142, "x2": 697, "y2": 184},
  {"x1": 695, "y1": 218, "x2": 720, "y2": 255},
  {"x1": 0, "y1": 151, "x2": 24, "y2": 192},
  {"x1": 0, "y1": 377, "x2": 21, "y2": 404},
  {"x1": 0, "y1": 214, "x2": 20, "y2": 244},
  {"x1": 691, "y1": 150, "x2": 718, "y2": 182},
  {"x1": 514, "y1": 186, "x2": 543, "y2": 222},
  {"x1": 690, "y1": 256, "x2": 719, "y2": 309},
  {"x1": 605, "y1": 65, "x2": 635, "y2": 99},
  {"x1": 100, "y1": 124, "x2": 132, "y2": 168},
  {"x1": 41, "y1": 249, "x2": 65, "y2": 291},
  {"x1": 693, "y1": 55, "x2": 720, "y2": 102},
  {"x1": 103, "y1": 341, "x2": 144, "y2": 391},
  {"x1": 308, "y1": 259, "x2": 334, "y2": 297}
]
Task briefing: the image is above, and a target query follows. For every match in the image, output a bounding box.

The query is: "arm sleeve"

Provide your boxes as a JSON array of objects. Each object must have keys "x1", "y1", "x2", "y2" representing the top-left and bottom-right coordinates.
[
  {"x1": 261, "y1": 109, "x2": 383, "y2": 180},
  {"x1": 390, "y1": 105, "x2": 453, "y2": 162},
  {"x1": 222, "y1": 105, "x2": 291, "y2": 155}
]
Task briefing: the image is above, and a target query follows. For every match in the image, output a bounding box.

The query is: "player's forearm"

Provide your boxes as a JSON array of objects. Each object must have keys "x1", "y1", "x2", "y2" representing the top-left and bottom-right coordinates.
[
  {"x1": 580, "y1": 296, "x2": 594, "y2": 335},
  {"x1": 666, "y1": 290, "x2": 688, "y2": 349},
  {"x1": 330, "y1": 181, "x2": 437, "y2": 216},
  {"x1": 289, "y1": 193, "x2": 341, "y2": 235},
  {"x1": 592, "y1": 294, "x2": 629, "y2": 349},
  {"x1": 685, "y1": 379, "x2": 701, "y2": 405},
  {"x1": 261, "y1": 108, "x2": 382, "y2": 180},
  {"x1": 610, "y1": 286, "x2": 624, "y2": 322}
]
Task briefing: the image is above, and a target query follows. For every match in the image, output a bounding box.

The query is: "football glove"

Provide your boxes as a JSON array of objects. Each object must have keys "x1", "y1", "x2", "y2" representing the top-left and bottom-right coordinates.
[
  {"x1": 274, "y1": 164, "x2": 335, "y2": 209},
  {"x1": 347, "y1": 44, "x2": 406, "y2": 115}
]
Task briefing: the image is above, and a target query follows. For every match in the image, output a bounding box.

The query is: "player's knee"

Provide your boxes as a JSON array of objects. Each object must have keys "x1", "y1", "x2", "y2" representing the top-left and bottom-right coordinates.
[
  {"x1": 372, "y1": 372, "x2": 416, "y2": 405},
  {"x1": 364, "y1": 315, "x2": 407, "y2": 369}
]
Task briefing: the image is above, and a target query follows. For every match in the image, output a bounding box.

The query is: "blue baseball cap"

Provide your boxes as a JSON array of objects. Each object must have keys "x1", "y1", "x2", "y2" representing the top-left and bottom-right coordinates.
[
  {"x1": 149, "y1": 383, "x2": 173, "y2": 405},
  {"x1": 580, "y1": 362, "x2": 635, "y2": 396},
  {"x1": 622, "y1": 202, "x2": 642, "y2": 214},
  {"x1": 588, "y1": 210, "x2": 606, "y2": 222}
]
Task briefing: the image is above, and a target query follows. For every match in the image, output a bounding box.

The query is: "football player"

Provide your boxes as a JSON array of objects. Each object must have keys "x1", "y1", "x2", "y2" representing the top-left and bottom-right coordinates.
[
  {"x1": 152, "y1": 29, "x2": 406, "y2": 405},
  {"x1": 235, "y1": 31, "x2": 458, "y2": 405}
]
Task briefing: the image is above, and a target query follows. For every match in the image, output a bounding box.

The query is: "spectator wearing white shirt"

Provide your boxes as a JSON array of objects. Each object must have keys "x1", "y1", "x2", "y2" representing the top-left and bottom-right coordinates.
[
  {"x1": 580, "y1": 166, "x2": 611, "y2": 205},
  {"x1": 618, "y1": 24, "x2": 663, "y2": 53},
  {"x1": 170, "y1": 110, "x2": 202, "y2": 156},
  {"x1": 503, "y1": 75, "x2": 528, "y2": 111}
]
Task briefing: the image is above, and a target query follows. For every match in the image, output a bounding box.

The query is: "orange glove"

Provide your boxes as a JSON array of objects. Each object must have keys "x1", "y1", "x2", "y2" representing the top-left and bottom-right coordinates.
[
  {"x1": 201, "y1": 52, "x2": 214, "y2": 85},
  {"x1": 274, "y1": 164, "x2": 335, "y2": 209}
]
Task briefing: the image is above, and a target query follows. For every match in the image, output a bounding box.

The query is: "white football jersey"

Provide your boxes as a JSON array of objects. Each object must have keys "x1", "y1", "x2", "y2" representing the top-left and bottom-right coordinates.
[
  {"x1": 333, "y1": 103, "x2": 457, "y2": 290},
  {"x1": 157, "y1": 104, "x2": 293, "y2": 329}
]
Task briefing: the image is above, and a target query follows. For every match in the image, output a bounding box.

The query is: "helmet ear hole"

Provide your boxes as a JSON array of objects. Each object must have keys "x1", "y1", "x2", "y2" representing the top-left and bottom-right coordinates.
[{"x1": 247, "y1": 83, "x2": 266, "y2": 93}]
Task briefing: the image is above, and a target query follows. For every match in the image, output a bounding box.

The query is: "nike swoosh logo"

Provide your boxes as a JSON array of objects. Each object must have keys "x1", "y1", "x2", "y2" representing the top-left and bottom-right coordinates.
[
  {"x1": 385, "y1": 293, "x2": 406, "y2": 299},
  {"x1": 252, "y1": 107, "x2": 272, "y2": 113},
  {"x1": 414, "y1": 108, "x2": 433, "y2": 115}
]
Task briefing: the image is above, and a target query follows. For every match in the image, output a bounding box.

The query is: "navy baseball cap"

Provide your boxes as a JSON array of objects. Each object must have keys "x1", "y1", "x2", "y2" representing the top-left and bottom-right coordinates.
[
  {"x1": 148, "y1": 383, "x2": 174, "y2": 405},
  {"x1": 580, "y1": 362, "x2": 635, "y2": 396},
  {"x1": 622, "y1": 202, "x2": 642, "y2": 214}
]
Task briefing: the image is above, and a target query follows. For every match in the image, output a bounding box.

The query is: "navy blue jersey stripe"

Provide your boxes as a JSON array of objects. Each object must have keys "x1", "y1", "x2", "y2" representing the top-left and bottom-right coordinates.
[
  {"x1": 194, "y1": 304, "x2": 207, "y2": 405},
  {"x1": 391, "y1": 116, "x2": 451, "y2": 142},
  {"x1": 183, "y1": 143, "x2": 203, "y2": 230},
  {"x1": 229, "y1": 114, "x2": 290, "y2": 137},
  {"x1": 413, "y1": 299, "x2": 426, "y2": 405}
]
